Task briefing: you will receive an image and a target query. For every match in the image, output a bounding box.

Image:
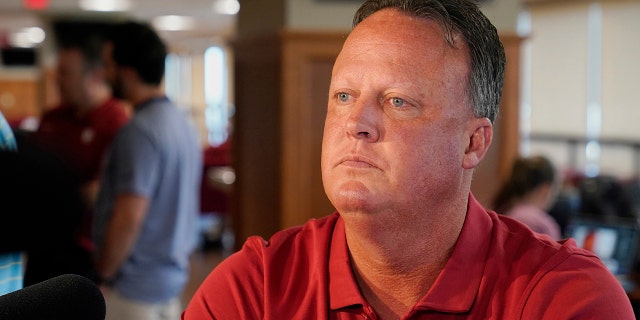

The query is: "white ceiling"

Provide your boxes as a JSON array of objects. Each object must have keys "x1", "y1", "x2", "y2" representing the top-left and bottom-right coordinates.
[{"x1": 0, "y1": 0, "x2": 237, "y2": 48}]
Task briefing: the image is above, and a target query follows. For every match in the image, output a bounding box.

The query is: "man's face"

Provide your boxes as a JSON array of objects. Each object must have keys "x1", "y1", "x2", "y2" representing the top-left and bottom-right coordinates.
[
  {"x1": 321, "y1": 9, "x2": 479, "y2": 216},
  {"x1": 56, "y1": 48, "x2": 90, "y2": 107}
]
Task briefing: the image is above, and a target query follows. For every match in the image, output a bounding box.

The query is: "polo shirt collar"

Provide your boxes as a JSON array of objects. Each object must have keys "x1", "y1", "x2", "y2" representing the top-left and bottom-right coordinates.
[
  {"x1": 413, "y1": 193, "x2": 492, "y2": 313},
  {"x1": 328, "y1": 193, "x2": 492, "y2": 314}
]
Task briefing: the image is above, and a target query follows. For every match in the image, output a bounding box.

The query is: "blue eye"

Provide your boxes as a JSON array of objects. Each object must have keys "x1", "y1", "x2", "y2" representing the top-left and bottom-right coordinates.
[
  {"x1": 338, "y1": 92, "x2": 350, "y2": 102},
  {"x1": 391, "y1": 97, "x2": 405, "y2": 107}
]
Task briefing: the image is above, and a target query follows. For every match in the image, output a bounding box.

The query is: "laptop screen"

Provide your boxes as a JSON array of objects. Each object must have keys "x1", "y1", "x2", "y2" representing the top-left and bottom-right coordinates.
[{"x1": 566, "y1": 215, "x2": 639, "y2": 278}]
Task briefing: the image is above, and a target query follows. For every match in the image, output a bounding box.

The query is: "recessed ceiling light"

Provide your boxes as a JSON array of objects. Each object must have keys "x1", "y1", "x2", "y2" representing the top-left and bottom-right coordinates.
[
  {"x1": 212, "y1": 0, "x2": 240, "y2": 15},
  {"x1": 9, "y1": 27, "x2": 46, "y2": 48},
  {"x1": 78, "y1": 0, "x2": 131, "y2": 12},
  {"x1": 152, "y1": 15, "x2": 196, "y2": 31}
]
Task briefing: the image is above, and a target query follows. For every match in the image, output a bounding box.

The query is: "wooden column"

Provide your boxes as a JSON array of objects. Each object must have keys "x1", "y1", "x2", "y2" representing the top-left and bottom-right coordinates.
[{"x1": 280, "y1": 30, "x2": 346, "y2": 228}]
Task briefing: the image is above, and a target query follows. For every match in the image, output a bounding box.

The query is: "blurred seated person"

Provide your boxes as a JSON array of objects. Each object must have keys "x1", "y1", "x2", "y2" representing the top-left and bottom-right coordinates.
[
  {"x1": 492, "y1": 155, "x2": 562, "y2": 240},
  {"x1": 27, "y1": 21, "x2": 129, "y2": 285},
  {"x1": 579, "y1": 174, "x2": 635, "y2": 219},
  {"x1": 621, "y1": 177, "x2": 640, "y2": 219},
  {"x1": 547, "y1": 169, "x2": 583, "y2": 236}
]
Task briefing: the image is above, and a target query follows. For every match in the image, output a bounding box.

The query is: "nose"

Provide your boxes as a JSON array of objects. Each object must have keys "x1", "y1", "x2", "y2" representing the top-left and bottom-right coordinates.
[{"x1": 345, "y1": 97, "x2": 381, "y2": 142}]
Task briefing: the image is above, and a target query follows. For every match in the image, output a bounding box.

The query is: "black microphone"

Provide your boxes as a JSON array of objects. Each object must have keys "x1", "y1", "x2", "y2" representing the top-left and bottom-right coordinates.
[{"x1": 0, "y1": 274, "x2": 105, "y2": 320}]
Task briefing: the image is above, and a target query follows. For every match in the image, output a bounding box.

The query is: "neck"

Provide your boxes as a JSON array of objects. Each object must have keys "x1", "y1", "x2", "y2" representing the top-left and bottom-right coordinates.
[
  {"x1": 343, "y1": 198, "x2": 467, "y2": 319},
  {"x1": 128, "y1": 84, "x2": 164, "y2": 108}
]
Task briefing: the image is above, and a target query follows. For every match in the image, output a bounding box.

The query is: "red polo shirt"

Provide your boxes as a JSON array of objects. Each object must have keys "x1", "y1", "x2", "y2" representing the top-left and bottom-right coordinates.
[
  {"x1": 34, "y1": 98, "x2": 129, "y2": 183},
  {"x1": 183, "y1": 194, "x2": 634, "y2": 319}
]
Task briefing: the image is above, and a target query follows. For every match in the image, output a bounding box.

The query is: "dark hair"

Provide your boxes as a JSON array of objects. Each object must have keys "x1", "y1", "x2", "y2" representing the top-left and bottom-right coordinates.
[
  {"x1": 53, "y1": 21, "x2": 112, "y2": 70},
  {"x1": 492, "y1": 156, "x2": 556, "y2": 213},
  {"x1": 353, "y1": 0, "x2": 505, "y2": 123},
  {"x1": 110, "y1": 21, "x2": 167, "y2": 86}
]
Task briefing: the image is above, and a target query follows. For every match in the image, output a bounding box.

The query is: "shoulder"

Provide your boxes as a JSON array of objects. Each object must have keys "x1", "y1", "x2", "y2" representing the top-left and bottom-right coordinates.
[
  {"x1": 491, "y1": 208, "x2": 602, "y2": 271},
  {"x1": 492, "y1": 212, "x2": 587, "y2": 272},
  {"x1": 506, "y1": 204, "x2": 550, "y2": 225},
  {"x1": 522, "y1": 241, "x2": 635, "y2": 318},
  {"x1": 118, "y1": 100, "x2": 165, "y2": 138},
  {"x1": 506, "y1": 203, "x2": 544, "y2": 218},
  {"x1": 224, "y1": 213, "x2": 339, "y2": 272},
  {"x1": 35, "y1": 107, "x2": 72, "y2": 137},
  {"x1": 486, "y1": 213, "x2": 634, "y2": 317},
  {"x1": 267, "y1": 212, "x2": 340, "y2": 248},
  {"x1": 185, "y1": 213, "x2": 340, "y2": 319},
  {"x1": 39, "y1": 105, "x2": 71, "y2": 123},
  {"x1": 505, "y1": 204, "x2": 561, "y2": 240},
  {"x1": 131, "y1": 99, "x2": 188, "y2": 134},
  {"x1": 495, "y1": 214, "x2": 633, "y2": 317}
]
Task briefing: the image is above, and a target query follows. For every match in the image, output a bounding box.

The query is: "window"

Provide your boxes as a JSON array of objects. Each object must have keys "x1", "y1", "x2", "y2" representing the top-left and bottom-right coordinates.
[
  {"x1": 204, "y1": 46, "x2": 232, "y2": 147},
  {"x1": 520, "y1": 1, "x2": 640, "y2": 177}
]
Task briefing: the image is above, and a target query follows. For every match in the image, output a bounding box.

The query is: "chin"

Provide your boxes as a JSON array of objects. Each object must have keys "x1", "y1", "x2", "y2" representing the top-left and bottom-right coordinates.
[{"x1": 328, "y1": 181, "x2": 376, "y2": 214}]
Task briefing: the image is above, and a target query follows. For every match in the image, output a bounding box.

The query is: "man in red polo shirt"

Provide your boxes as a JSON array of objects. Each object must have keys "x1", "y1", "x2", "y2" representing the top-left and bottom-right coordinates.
[
  {"x1": 183, "y1": 0, "x2": 635, "y2": 319},
  {"x1": 28, "y1": 21, "x2": 129, "y2": 285}
]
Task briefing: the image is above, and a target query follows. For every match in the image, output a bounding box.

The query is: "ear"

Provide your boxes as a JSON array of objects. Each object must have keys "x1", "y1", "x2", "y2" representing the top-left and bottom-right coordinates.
[{"x1": 462, "y1": 117, "x2": 493, "y2": 169}]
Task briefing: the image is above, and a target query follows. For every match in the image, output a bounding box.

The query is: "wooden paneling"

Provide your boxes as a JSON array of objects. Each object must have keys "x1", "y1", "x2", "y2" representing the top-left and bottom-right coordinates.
[
  {"x1": 232, "y1": 31, "x2": 345, "y2": 245},
  {"x1": 232, "y1": 34, "x2": 283, "y2": 244},
  {"x1": 0, "y1": 78, "x2": 40, "y2": 123},
  {"x1": 43, "y1": 67, "x2": 60, "y2": 111},
  {"x1": 280, "y1": 30, "x2": 346, "y2": 228}
]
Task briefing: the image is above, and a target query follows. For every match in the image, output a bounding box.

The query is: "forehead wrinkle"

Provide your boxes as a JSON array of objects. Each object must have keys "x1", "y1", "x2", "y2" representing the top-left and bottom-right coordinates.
[
  {"x1": 333, "y1": 52, "x2": 421, "y2": 94},
  {"x1": 336, "y1": 41, "x2": 447, "y2": 102},
  {"x1": 345, "y1": 16, "x2": 455, "y2": 70}
]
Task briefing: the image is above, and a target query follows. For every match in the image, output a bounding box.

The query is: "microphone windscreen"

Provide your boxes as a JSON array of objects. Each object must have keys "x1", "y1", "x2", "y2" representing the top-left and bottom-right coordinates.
[{"x1": 0, "y1": 274, "x2": 105, "y2": 320}]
